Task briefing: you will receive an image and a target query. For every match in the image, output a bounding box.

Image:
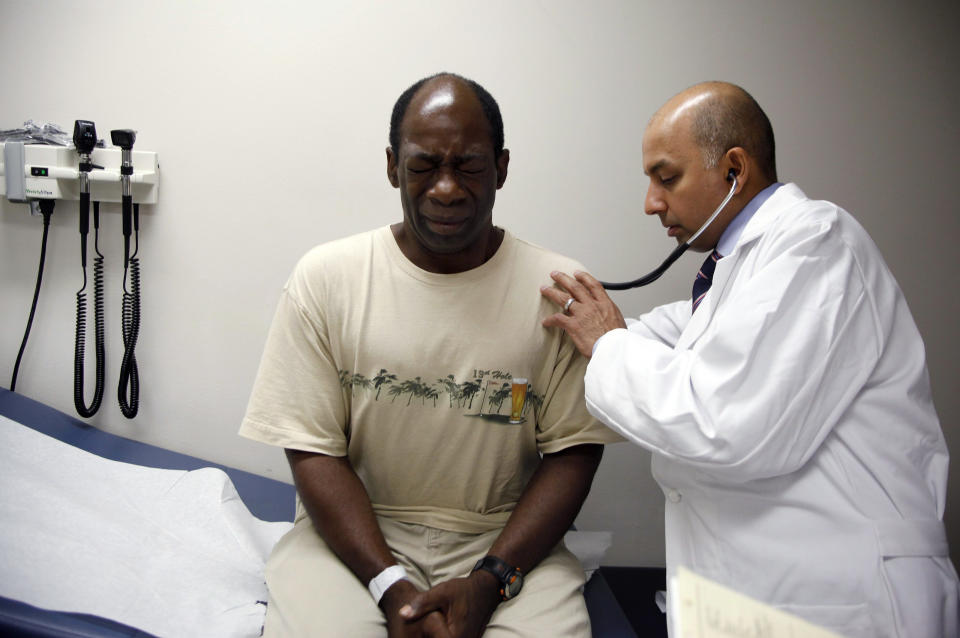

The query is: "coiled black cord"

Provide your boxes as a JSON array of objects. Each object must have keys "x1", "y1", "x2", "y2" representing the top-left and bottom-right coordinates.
[
  {"x1": 10, "y1": 199, "x2": 55, "y2": 392},
  {"x1": 74, "y1": 201, "x2": 106, "y2": 417},
  {"x1": 118, "y1": 204, "x2": 140, "y2": 418}
]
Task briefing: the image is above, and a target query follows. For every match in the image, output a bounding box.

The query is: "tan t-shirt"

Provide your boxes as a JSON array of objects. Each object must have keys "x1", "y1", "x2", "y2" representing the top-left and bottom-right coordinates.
[{"x1": 240, "y1": 226, "x2": 619, "y2": 533}]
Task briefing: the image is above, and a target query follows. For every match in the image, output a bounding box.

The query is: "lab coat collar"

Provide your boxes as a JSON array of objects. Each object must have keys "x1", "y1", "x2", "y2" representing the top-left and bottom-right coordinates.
[
  {"x1": 716, "y1": 182, "x2": 782, "y2": 256},
  {"x1": 731, "y1": 182, "x2": 808, "y2": 254},
  {"x1": 676, "y1": 183, "x2": 809, "y2": 349}
]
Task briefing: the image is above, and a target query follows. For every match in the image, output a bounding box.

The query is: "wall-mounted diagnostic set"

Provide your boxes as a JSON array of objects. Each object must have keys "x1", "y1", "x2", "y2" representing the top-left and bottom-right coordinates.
[{"x1": 1, "y1": 120, "x2": 160, "y2": 419}]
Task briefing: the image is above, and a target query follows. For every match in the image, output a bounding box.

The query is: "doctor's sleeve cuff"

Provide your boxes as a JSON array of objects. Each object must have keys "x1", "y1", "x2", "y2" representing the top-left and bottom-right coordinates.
[
  {"x1": 591, "y1": 326, "x2": 634, "y2": 357},
  {"x1": 592, "y1": 328, "x2": 629, "y2": 357}
]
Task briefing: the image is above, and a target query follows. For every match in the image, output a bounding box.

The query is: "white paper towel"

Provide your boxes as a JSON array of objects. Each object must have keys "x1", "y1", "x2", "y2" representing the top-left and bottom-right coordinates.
[{"x1": 0, "y1": 416, "x2": 292, "y2": 638}]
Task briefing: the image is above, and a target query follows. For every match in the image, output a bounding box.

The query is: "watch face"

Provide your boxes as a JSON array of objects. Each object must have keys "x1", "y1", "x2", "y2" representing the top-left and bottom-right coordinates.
[{"x1": 503, "y1": 569, "x2": 523, "y2": 599}]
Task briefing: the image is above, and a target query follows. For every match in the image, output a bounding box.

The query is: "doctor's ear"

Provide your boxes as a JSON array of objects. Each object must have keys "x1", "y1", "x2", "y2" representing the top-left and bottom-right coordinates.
[{"x1": 722, "y1": 147, "x2": 750, "y2": 193}]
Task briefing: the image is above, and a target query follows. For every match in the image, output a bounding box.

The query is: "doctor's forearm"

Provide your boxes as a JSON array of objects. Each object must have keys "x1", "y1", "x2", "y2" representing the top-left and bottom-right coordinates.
[{"x1": 486, "y1": 444, "x2": 603, "y2": 574}]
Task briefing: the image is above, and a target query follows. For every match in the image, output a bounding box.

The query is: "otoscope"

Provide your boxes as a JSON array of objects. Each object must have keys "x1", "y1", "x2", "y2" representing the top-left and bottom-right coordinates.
[
  {"x1": 112, "y1": 128, "x2": 140, "y2": 419},
  {"x1": 73, "y1": 120, "x2": 106, "y2": 417},
  {"x1": 600, "y1": 170, "x2": 738, "y2": 290},
  {"x1": 113, "y1": 129, "x2": 136, "y2": 263}
]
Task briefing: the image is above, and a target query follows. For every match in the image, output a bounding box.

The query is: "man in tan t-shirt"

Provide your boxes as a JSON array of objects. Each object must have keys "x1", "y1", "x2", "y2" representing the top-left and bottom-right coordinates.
[{"x1": 240, "y1": 72, "x2": 619, "y2": 637}]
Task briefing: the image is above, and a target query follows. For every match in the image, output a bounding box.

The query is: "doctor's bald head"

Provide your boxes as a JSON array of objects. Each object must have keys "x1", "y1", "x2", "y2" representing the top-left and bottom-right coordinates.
[{"x1": 652, "y1": 82, "x2": 778, "y2": 183}]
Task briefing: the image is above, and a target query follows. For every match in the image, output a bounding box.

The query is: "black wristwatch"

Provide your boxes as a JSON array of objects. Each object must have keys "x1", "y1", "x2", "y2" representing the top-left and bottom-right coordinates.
[{"x1": 472, "y1": 555, "x2": 524, "y2": 601}]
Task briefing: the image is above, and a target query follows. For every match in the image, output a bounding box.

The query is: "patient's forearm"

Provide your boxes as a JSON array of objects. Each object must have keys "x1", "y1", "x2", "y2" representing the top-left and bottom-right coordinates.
[
  {"x1": 487, "y1": 444, "x2": 603, "y2": 573},
  {"x1": 395, "y1": 444, "x2": 605, "y2": 628},
  {"x1": 285, "y1": 449, "x2": 397, "y2": 585}
]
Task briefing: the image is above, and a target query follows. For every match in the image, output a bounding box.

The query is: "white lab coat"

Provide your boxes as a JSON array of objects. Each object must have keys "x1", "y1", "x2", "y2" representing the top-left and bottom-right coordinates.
[{"x1": 586, "y1": 184, "x2": 958, "y2": 637}]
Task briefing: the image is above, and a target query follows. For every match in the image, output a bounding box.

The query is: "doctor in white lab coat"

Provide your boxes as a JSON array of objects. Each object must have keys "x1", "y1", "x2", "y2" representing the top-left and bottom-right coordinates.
[{"x1": 541, "y1": 81, "x2": 958, "y2": 637}]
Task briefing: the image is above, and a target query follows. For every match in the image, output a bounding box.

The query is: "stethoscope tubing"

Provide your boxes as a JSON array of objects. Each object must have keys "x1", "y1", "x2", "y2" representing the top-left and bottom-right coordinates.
[{"x1": 600, "y1": 176, "x2": 738, "y2": 291}]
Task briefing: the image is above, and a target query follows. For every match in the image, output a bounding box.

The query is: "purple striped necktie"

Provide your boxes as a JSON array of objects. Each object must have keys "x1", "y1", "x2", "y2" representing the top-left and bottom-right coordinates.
[{"x1": 692, "y1": 249, "x2": 723, "y2": 312}]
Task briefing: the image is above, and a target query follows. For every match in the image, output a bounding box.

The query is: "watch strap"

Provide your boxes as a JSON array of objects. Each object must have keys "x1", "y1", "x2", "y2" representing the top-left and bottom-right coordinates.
[{"x1": 472, "y1": 555, "x2": 522, "y2": 600}]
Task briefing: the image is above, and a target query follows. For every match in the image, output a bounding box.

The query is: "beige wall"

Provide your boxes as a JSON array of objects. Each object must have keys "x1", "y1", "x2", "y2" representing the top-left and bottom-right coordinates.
[{"x1": 1, "y1": 0, "x2": 957, "y2": 567}]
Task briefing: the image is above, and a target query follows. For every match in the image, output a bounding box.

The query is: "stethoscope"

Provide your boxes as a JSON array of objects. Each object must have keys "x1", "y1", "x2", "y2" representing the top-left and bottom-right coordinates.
[{"x1": 600, "y1": 170, "x2": 738, "y2": 290}]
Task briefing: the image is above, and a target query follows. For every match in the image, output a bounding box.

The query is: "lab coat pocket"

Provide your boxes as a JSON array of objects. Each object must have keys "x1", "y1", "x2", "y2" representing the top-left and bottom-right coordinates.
[
  {"x1": 776, "y1": 602, "x2": 877, "y2": 638},
  {"x1": 876, "y1": 554, "x2": 959, "y2": 638}
]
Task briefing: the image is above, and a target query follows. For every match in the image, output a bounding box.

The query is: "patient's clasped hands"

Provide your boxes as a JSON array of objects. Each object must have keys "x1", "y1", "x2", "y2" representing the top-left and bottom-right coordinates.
[{"x1": 383, "y1": 573, "x2": 500, "y2": 638}]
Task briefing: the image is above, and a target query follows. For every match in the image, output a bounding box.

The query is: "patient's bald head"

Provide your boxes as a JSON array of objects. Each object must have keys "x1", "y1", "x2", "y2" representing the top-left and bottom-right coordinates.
[{"x1": 389, "y1": 72, "x2": 505, "y2": 159}]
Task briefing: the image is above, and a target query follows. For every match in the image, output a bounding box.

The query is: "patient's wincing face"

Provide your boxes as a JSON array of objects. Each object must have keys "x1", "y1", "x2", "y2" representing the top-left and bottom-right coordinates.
[{"x1": 387, "y1": 76, "x2": 508, "y2": 263}]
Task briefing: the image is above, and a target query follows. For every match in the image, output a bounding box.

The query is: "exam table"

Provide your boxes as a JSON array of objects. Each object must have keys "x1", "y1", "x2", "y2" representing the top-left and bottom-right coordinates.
[{"x1": 0, "y1": 388, "x2": 638, "y2": 637}]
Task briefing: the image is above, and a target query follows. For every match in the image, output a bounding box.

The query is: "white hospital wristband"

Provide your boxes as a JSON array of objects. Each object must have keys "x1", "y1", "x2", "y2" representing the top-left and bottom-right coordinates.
[{"x1": 368, "y1": 565, "x2": 408, "y2": 605}]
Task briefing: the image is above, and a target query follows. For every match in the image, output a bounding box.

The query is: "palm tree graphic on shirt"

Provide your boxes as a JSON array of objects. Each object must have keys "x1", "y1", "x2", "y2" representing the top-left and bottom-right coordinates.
[{"x1": 338, "y1": 368, "x2": 541, "y2": 424}]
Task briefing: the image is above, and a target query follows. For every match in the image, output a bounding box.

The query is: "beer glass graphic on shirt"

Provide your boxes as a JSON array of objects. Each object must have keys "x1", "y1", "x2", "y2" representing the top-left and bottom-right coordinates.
[{"x1": 510, "y1": 378, "x2": 528, "y2": 423}]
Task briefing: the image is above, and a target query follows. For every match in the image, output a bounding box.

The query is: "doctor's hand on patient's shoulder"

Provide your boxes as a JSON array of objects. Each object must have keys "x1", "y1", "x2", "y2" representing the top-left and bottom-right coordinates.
[
  {"x1": 382, "y1": 579, "x2": 452, "y2": 638},
  {"x1": 541, "y1": 271, "x2": 627, "y2": 358},
  {"x1": 398, "y1": 571, "x2": 501, "y2": 638}
]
